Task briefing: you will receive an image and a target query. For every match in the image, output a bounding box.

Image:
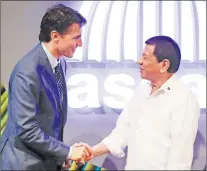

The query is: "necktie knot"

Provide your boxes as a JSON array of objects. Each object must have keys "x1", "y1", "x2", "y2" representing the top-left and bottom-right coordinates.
[{"x1": 54, "y1": 63, "x2": 60, "y2": 75}]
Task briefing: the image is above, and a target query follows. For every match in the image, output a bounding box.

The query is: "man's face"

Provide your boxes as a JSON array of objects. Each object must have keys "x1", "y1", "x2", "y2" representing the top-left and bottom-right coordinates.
[
  {"x1": 138, "y1": 44, "x2": 162, "y2": 81},
  {"x1": 57, "y1": 23, "x2": 82, "y2": 58}
]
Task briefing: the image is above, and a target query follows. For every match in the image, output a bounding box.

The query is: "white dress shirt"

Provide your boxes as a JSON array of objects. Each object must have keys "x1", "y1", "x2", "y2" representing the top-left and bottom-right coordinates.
[
  {"x1": 41, "y1": 42, "x2": 59, "y2": 73},
  {"x1": 102, "y1": 74, "x2": 200, "y2": 170}
]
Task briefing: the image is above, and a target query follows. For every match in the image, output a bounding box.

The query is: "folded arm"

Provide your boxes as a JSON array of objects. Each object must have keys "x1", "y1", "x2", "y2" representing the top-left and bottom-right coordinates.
[{"x1": 92, "y1": 106, "x2": 130, "y2": 159}]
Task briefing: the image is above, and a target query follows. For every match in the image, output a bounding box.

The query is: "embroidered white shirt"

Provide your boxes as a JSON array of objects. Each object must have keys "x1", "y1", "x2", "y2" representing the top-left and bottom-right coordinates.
[{"x1": 102, "y1": 74, "x2": 200, "y2": 170}]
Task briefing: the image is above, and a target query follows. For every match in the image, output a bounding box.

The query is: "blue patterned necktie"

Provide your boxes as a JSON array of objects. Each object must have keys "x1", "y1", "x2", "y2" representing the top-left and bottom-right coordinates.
[{"x1": 54, "y1": 62, "x2": 63, "y2": 104}]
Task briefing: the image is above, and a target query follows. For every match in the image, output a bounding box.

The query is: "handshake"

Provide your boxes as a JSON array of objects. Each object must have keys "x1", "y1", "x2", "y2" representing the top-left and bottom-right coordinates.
[{"x1": 62, "y1": 142, "x2": 94, "y2": 169}]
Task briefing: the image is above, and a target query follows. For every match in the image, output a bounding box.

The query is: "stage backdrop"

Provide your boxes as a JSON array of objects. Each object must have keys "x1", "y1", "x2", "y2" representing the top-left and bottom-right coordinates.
[{"x1": 62, "y1": 1, "x2": 206, "y2": 170}]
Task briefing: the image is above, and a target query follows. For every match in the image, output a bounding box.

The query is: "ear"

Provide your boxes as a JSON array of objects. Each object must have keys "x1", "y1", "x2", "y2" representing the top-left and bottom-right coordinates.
[
  {"x1": 160, "y1": 59, "x2": 170, "y2": 73},
  {"x1": 50, "y1": 31, "x2": 60, "y2": 43}
]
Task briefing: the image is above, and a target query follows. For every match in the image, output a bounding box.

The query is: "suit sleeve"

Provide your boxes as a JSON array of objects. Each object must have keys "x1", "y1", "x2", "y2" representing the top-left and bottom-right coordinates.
[{"x1": 10, "y1": 70, "x2": 70, "y2": 165}]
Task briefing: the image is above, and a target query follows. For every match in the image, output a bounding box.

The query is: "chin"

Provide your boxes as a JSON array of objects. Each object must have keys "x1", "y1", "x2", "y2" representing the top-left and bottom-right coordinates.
[
  {"x1": 64, "y1": 54, "x2": 73, "y2": 58},
  {"x1": 140, "y1": 74, "x2": 144, "y2": 79}
]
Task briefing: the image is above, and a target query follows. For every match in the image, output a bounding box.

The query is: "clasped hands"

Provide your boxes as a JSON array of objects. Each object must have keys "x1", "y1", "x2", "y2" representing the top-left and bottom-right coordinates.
[{"x1": 62, "y1": 142, "x2": 94, "y2": 169}]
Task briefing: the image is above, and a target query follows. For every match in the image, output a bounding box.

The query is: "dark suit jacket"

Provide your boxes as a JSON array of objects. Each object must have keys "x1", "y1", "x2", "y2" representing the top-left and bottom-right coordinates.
[{"x1": 0, "y1": 43, "x2": 70, "y2": 170}]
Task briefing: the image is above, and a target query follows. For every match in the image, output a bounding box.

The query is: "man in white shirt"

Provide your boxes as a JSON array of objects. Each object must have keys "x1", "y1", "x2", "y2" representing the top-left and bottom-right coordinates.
[{"x1": 84, "y1": 35, "x2": 200, "y2": 170}]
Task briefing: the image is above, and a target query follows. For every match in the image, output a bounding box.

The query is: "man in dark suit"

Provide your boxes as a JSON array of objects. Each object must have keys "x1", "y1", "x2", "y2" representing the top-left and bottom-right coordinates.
[{"x1": 0, "y1": 3, "x2": 92, "y2": 170}]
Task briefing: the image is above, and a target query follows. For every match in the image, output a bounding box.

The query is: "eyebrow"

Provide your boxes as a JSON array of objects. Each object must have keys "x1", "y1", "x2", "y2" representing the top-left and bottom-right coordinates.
[{"x1": 74, "y1": 34, "x2": 81, "y2": 39}]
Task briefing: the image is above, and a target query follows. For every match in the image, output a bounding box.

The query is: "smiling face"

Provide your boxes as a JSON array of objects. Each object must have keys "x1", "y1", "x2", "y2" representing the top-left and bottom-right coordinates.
[
  {"x1": 138, "y1": 44, "x2": 163, "y2": 81},
  {"x1": 58, "y1": 23, "x2": 82, "y2": 58},
  {"x1": 51, "y1": 23, "x2": 83, "y2": 58}
]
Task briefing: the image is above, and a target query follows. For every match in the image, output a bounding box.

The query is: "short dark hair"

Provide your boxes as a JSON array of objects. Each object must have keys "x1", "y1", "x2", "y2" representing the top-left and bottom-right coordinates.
[
  {"x1": 145, "y1": 35, "x2": 181, "y2": 73},
  {"x1": 39, "y1": 3, "x2": 87, "y2": 42}
]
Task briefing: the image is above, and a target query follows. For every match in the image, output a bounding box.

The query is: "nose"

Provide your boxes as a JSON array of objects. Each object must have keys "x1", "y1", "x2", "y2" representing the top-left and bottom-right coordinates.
[
  {"x1": 77, "y1": 38, "x2": 82, "y2": 47},
  {"x1": 137, "y1": 57, "x2": 143, "y2": 65}
]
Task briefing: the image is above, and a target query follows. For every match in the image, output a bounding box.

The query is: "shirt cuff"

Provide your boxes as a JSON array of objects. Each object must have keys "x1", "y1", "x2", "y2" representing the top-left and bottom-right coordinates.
[
  {"x1": 68, "y1": 147, "x2": 73, "y2": 159},
  {"x1": 101, "y1": 136, "x2": 125, "y2": 158}
]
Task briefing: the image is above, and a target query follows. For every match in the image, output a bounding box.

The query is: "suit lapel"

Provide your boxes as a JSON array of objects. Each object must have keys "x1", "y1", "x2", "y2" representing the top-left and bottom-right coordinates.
[{"x1": 36, "y1": 43, "x2": 63, "y2": 113}]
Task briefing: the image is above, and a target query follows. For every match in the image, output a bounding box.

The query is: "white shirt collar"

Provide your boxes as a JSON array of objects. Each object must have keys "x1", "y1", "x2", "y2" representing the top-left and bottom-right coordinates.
[
  {"x1": 41, "y1": 42, "x2": 59, "y2": 69},
  {"x1": 147, "y1": 74, "x2": 178, "y2": 92},
  {"x1": 159, "y1": 74, "x2": 178, "y2": 91}
]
